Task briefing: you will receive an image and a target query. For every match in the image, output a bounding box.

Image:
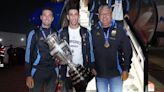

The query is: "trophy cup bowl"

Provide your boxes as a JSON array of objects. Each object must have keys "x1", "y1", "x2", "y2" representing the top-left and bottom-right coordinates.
[{"x1": 46, "y1": 33, "x2": 94, "y2": 88}]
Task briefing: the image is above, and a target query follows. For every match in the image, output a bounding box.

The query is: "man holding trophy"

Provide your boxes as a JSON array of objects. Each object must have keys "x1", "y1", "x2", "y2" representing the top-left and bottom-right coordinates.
[{"x1": 56, "y1": 6, "x2": 95, "y2": 92}]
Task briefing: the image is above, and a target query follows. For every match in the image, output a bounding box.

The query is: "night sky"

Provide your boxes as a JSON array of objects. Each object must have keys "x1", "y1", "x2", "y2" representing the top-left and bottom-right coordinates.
[{"x1": 0, "y1": 0, "x2": 50, "y2": 35}]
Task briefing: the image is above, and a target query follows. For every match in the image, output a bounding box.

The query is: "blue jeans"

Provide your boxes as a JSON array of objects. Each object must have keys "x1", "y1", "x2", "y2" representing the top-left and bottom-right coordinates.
[{"x1": 96, "y1": 76, "x2": 123, "y2": 92}]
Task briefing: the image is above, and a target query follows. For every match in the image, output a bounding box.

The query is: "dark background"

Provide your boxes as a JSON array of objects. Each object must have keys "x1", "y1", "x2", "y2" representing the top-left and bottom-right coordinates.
[{"x1": 0, "y1": 0, "x2": 50, "y2": 34}]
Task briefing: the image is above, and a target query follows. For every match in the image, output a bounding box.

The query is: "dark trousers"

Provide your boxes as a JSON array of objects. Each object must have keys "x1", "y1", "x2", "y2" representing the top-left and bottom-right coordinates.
[{"x1": 29, "y1": 70, "x2": 57, "y2": 92}]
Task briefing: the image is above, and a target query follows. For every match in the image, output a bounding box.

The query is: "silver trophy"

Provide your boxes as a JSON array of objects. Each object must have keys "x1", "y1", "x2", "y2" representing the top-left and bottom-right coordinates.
[{"x1": 46, "y1": 33, "x2": 94, "y2": 88}]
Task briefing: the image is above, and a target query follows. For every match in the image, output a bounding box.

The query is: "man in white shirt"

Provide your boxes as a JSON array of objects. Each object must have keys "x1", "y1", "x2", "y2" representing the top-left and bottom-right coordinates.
[{"x1": 59, "y1": 6, "x2": 94, "y2": 92}]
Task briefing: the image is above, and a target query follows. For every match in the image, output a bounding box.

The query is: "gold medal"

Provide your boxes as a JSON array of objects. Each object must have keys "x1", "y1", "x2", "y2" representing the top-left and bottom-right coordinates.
[{"x1": 104, "y1": 42, "x2": 110, "y2": 48}]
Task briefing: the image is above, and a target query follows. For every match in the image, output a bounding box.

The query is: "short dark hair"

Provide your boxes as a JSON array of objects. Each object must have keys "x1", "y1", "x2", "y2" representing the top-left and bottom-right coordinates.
[
  {"x1": 66, "y1": 6, "x2": 79, "y2": 14},
  {"x1": 41, "y1": 7, "x2": 54, "y2": 16},
  {"x1": 66, "y1": 0, "x2": 79, "y2": 14}
]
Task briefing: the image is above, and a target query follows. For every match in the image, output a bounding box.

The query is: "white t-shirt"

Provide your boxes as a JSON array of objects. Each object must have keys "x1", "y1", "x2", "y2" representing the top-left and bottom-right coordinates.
[{"x1": 66, "y1": 26, "x2": 83, "y2": 77}]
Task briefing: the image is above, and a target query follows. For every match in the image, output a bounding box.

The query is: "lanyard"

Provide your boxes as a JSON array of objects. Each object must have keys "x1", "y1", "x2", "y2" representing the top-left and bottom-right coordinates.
[
  {"x1": 97, "y1": 21, "x2": 117, "y2": 48},
  {"x1": 98, "y1": 21, "x2": 112, "y2": 42},
  {"x1": 103, "y1": 28, "x2": 110, "y2": 43},
  {"x1": 40, "y1": 28, "x2": 52, "y2": 39},
  {"x1": 103, "y1": 28, "x2": 112, "y2": 48}
]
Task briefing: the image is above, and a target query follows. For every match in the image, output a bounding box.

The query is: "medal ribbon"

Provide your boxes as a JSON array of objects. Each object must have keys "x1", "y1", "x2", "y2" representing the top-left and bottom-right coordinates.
[
  {"x1": 103, "y1": 29, "x2": 110, "y2": 44},
  {"x1": 98, "y1": 20, "x2": 116, "y2": 46},
  {"x1": 41, "y1": 28, "x2": 52, "y2": 39}
]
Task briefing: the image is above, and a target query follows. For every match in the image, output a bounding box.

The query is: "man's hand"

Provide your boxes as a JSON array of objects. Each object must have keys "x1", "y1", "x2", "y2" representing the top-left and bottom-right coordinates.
[
  {"x1": 121, "y1": 71, "x2": 129, "y2": 81},
  {"x1": 26, "y1": 76, "x2": 34, "y2": 89}
]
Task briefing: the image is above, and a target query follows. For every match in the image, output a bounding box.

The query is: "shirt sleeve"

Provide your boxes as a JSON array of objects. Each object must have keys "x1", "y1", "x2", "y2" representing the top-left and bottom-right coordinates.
[
  {"x1": 25, "y1": 30, "x2": 36, "y2": 77},
  {"x1": 88, "y1": 31, "x2": 95, "y2": 63},
  {"x1": 119, "y1": 29, "x2": 132, "y2": 71}
]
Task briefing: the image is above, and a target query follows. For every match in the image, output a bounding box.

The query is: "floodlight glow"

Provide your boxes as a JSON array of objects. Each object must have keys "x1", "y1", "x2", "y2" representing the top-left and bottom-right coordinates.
[
  {"x1": 21, "y1": 38, "x2": 25, "y2": 42},
  {"x1": 0, "y1": 38, "x2": 3, "y2": 42}
]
